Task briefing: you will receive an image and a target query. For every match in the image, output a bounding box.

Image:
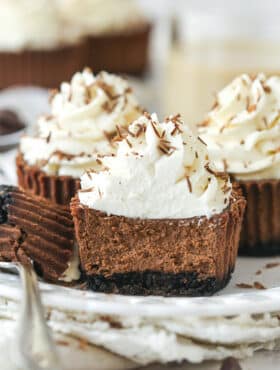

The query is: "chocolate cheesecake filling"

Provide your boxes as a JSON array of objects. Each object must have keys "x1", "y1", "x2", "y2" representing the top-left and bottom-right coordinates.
[
  {"x1": 0, "y1": 185, "x2": 75, "y2": 281},
  {"x1": 72, "y1": 189, "x2": 246, "y2": 296}
]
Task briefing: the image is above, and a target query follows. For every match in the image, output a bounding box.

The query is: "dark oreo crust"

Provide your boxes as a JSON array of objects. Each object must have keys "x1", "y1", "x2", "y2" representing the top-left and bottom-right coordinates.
[
  {"x1": 85, "y1": 270, "x2": 232, "y2": 297},
  {"x1": 0, "y1": 185, "x2": 15, "y2": 224}
]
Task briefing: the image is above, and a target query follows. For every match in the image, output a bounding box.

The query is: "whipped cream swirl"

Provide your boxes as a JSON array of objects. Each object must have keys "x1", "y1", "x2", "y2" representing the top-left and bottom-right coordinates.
[
  {"x1": 199, "y1": 74, "x2": 280, "y2": 181},
  {"x1": 79, "y1": 113, "x2": 232, "y2": 219},
  {"x1": 20, "y1": 69, "x2": 141, "y2": 177}
]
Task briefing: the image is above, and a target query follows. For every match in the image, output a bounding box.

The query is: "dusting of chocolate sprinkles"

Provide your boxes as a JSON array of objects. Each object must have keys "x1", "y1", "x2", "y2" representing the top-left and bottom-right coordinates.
[
  {"x1": 96, "y1": 80, "x2": 115, "y2": 100},
  {"x1": 185, "y1": 176, "x2": 192, "y2": 192},
  {"x1": 195, "y1": 151, "x2": 198, "y2": 159},
  {"x1": 223, "y1": 159, "x2": 228, "y2": 172},
  {"x1": 96, "y1": 158, "x2": 103, "y2": 165},
  {"x1": 255, "y1": 270, "x2": 262, "y2": 275},
  {"x1": 197, "y1": 136, "x2": 207, "y2": 146},
  {"x1": 240, "y1": 140, "x2": 245, "y2": 145}
]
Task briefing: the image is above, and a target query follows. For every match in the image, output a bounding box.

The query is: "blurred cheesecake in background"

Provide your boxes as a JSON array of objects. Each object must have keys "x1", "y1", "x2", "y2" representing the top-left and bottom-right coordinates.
[
  {"x1": 0, "y1": 0, "x2": 86, "y2": 88},
  {"x1": 58, "y1": 0, "x2": 152, "y2": 76},
  {"x1": 0, "y1": 0, "x2": 152, "y2": 89}
]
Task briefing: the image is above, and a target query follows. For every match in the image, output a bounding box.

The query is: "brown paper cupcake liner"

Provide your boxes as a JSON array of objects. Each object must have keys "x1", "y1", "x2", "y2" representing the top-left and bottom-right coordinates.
[
  {"x1": 238, "y1": 179, "x2": 280, "y2": 256},
  {"x1": 0, "y1": 42, "x2": 86, "y2": 89},
  {"x1": 71, "y1": 189, "x2": 246, "y2": 296},
  {"x1": 16, "y1": 153, "x2": 80, "y2": 206},
  {"x1": 0, "y1": 185, "x2": 75, "y2": 282},
  {"x1": 87, "y1": 23, "x2": 151, "y2": 75}
]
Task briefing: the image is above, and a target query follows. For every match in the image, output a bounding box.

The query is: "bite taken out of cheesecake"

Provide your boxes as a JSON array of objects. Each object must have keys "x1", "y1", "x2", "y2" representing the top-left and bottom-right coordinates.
[
  {"x1": 0, "y1": 185, "x2": 79, "y2": 283},
  {"x1": 17, "y1": 68, "x2": 142, "y2": 206},
  {"x1": 71, "y1": 113, "x2": 246, "y2": 296}
]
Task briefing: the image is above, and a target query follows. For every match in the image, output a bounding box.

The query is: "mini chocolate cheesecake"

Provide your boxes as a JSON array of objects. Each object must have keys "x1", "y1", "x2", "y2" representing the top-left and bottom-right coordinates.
[
  {"x1": 198, "y1": 73, "x2": 280, "y2": 256},
  {"x1": 17, "y1": 69, "x2": 142, "y2": 206},
  {"x1": 0, "y1": 185, "x2": 78, "y2": 282},
  {"x1": 71, "y1": 113, "x2": 246, "y2": 296},
  {"x1": 72, "y1": 190, "x2": 245, "y2": 296}
]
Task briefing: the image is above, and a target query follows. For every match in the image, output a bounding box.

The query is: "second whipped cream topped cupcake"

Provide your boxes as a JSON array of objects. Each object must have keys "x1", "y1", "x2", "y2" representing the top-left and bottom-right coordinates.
[
  {"x1": 199, "y1": 73, "x2": 280, "y2": 255},
  {"x1": 72, "y1": 113, "x2": 245, "y2": 296},
  {"x1": 17, "y1": 68, "x2": 142, "y2": 205}
]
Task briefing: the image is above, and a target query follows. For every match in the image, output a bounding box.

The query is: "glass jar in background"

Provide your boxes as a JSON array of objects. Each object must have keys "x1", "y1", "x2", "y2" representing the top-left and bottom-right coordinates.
[{"x1": 164, "y1": 0, "x2": 280, "y2": 129}]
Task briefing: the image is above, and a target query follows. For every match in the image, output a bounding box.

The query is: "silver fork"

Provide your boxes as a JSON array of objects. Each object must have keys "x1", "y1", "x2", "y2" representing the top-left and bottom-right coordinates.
[{"x1": 0, "y1": 262, "x2": 62, "y2": 370}]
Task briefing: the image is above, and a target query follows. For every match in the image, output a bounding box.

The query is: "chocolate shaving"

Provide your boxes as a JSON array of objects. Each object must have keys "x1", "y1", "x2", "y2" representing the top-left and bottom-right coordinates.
[
  {"x1": 197, "y1": 136, "x2": 207, "y2": 146},
  {"x1": 151, "y1": 120, "x2": 161, "y2": 138},
  {"x1": 263, "y1": 85, "x2": 271, "y2": 94},
  {"x1": 223, "y1": 159, "x2": 228, "y2": 172},
  {"x1": 46, "y1": 132, "x2": 51, "y2": 143},
  {"x1": 255, "y1": 270, "x2": 262, "y2": 275},
  {"x1": 195, "y1": 151, "x2": 198, "y2": 159},
  {"x1": 52, "y1": 151, "x2": 78, "y2": 161},
  {"x1": 236, "y1": 283, "x2": 253, "y2": 289},
  {"x1": 185, "y1": 176, "x2": 192, "y2": 192},
  {"x1": 264, "y1": 262, "x2": 280, "y2": 269}
]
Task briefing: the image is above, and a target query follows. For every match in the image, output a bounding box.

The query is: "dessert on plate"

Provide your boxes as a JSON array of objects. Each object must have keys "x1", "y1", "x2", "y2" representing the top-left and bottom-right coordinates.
[
  {"x1": 0, "y1": 0, "x2": 86, "y2": 88},
  {"x1": 0, "y1": 185, "x2": 79, "y2": 283},
  {"x1": 17, "y1": 68, "x2": 142, "y2": 205},
  {"x1": 58, "y1": 0, "x2": 151, "y2": 75},
  {"x1": 71, "y1": 113, "x2": 246, "y2": 296},
  {"x1": 198, "y1": 73, "x2": 280, "y2": 255}
]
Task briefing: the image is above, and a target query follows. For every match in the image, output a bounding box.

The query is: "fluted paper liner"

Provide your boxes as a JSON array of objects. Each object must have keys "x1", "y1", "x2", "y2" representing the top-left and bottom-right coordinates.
[
  {"x1": 87, "y1": 24, "x2": 151, "y2": 75},
  {"x1": 0, "y1": 43, "x2": 86, "y2": 89},
  {"x1": 17, "y1": 153, "x2": 80, "y2": 206},
  {"x1": 238, "y1": 179, "x2": 280, "y2": 255},
  {"x1": 0, "y1": 186, "x2": 75, "y2": 282}
]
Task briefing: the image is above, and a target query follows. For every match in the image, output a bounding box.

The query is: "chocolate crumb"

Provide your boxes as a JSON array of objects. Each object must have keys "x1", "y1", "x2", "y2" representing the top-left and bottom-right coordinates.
[
  {"x1": 220, "y1": 357, "x2": 242, "y2": 370},
  {"x1": 247, "y1": 104, "x2": 257, "y2": 113},
  {"x1": 253, "y1": 281, "x2": 266, "y2": 290},
  {"x1": 264, "y1": 262, "x2": 280, "y2": 269},
  {"x1": 255, "y1": 270, "x2": 262, "y2": 275}
]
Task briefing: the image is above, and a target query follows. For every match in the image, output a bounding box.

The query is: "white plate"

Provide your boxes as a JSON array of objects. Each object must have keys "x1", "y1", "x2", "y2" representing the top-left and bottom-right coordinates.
[{"x1": 0, "y1": 255, "x2": 280, "y2": 318}]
